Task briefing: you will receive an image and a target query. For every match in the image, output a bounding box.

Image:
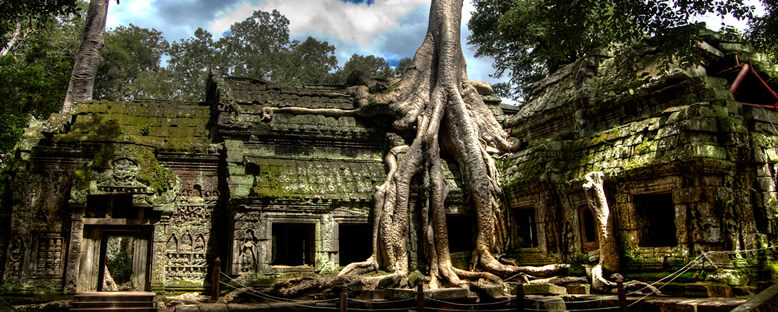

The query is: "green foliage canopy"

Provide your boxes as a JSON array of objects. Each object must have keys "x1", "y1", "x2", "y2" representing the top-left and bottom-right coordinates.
[
  {"x1": 334, "y1": 53, "x2": 394, "y2": 82},
  {"x1": 468, "y1": 0, "x2": 756, "y2": 100},
  {"x1": 747, "y1": 0, "x2": 778, "y2": 60},
  {"x1": 94, "y1": 24, "x2": 171, "y2": 101},
  {"x1": 0, "y1": 10, "x2": 83, "y2": 168},
  {"x1": 1, "y1": 0, "x2": 80, "y2": 54}
]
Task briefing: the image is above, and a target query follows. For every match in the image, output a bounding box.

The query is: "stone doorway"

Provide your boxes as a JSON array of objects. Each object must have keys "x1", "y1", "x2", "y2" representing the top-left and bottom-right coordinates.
[
  {"x1": 78, "y1": 227, "x2": 152, "y2": 292},
  {"x1": 97, "y1": 233, "x2": 151, "y2": 291}
]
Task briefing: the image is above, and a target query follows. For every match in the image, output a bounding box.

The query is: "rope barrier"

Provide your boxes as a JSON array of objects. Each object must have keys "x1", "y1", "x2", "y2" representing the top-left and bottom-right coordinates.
[
  {"x1": 426, "y1": 297, "x2": 512, "y2": 307},
  {"x1": 703, "y1": 245, "x2": 778, "y2": 256},
  {"x1": 562, "y1": 296, "x2": 618, "y2": 305},
  {"x1": 626, "y1": 254, "x2": 703, "y2": 295},
  {"x1": 219, "y1": 281, "x2": 340, "y2": 310},
  {"x1": 627, "y1": 256, "x2": 703, "y2": 307},
  {"x1": 219, "y1": 272, "x2": 418, "y2": 311},
  {"x1": 522, "y1": 307, "x2": 621, "y2": 312},
  {"x1": 219, "y1": 272, "x2": 341, "y2": 304},
  {"x1": 423, "y1": 306, "x2": 516, "y2": 312},
  {"x1": 347, "y1": 297, "x2": 416, "y2": 304}
]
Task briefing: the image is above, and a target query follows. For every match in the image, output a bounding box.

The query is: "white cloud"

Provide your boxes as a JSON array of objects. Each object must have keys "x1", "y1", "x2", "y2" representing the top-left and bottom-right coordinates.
[
  {"x1": 209, "y1": 0, "x2": 428, "y2": 47},
  {"x1": 206, "y1": 0, "x2": 501, "y2": 82},
  {"x1": 106, "y1": 0, "x2": 503, "y2": 84}
]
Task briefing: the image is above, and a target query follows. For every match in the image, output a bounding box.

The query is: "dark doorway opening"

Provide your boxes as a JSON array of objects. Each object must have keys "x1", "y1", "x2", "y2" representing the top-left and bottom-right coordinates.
[
  {"x1": 96, "y1": 231, "x2": 151, "y2": 292},
  {"x1": 635, "y1": 194, "x2": 678, "y2": 247},
  {"x1": 579, "y1": 206, "x2": 598, "y2": 252},
  {"x1": 338, "y1": 223, "x2": 372, "y2": 266},
  {"x1": 446, "y1": 215, "x2": 475, "y2": 253},
  {"x1": 512, "y1": 208, "x2": 538, "y2": 248},
  {"x1": 272, "y1": 223, "x2": 315, "y2": 266}
]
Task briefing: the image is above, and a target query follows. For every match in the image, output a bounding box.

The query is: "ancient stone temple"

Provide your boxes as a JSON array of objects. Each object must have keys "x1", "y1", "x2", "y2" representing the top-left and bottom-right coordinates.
[
  {"x1": 499, "y1": 30, "x2": 778, "y2": 287},
  {"x1": 1, "y1": 29, "x2": 777, "y2": 298}
]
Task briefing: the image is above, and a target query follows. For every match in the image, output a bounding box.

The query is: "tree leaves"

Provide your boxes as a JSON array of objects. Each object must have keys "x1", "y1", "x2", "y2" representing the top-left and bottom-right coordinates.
[
  {"x1": 94, "y1": 24, "x2": 170, "y2": 101},
  {"x1": 468, "y1": 0, "x2": 758, "y2": 101}
]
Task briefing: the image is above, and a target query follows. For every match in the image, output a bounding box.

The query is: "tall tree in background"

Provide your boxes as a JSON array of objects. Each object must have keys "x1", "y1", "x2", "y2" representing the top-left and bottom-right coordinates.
[
  {"x1": 1, "y1": 0, "x2": 79, "y2": 56},
  {"x1": 468, "y1": 0, "x2": 755, "y2": 100},
  {"x1": 168, "y1": 28, "x2": 222, "y2": 101},
  {"x1": 282, "y1": 37, "x2": 339, "y2": 85},
  {"x1": 62, "y1": 0, "x2": 111, "y2": 112},
  {"x1": 217, "y1": 10, "x2": 291, "y2": 81},
  {"x1": 335, "y1": 54, "x2": 393, "y2": 81},
  {"x1": 94, "y1": 24, "x2": 170, "y2": 100},
  {"x1": 748, "y1": 0, "x2": 778, "y2": 61},
  {"x1": 0, "y1": 7, "x2": 83, "y2": 168},
  {"x1": 167, "y1": 12, "x2": 339, "y2": 100},
  {"x1": 394, "y1": 57, "x2": 413, "y2": 78}
]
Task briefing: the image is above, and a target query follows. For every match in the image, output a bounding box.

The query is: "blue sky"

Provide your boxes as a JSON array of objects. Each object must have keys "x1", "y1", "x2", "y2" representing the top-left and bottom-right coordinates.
[
  {"x1": 106, "y1": 0, "x2": 503, "y2": 84},
  {"x1": 105, "y1": 0, "x2": 764, "y2": 89}
]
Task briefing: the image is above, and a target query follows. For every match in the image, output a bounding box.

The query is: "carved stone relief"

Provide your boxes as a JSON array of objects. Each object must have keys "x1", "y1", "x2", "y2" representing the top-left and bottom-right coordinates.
[
  {"x1": 33, "y1": 234, "x2": 64, "y2": 277},
  {"x1": 7, "y1": 236, "x2": 25, "y2": 273}
]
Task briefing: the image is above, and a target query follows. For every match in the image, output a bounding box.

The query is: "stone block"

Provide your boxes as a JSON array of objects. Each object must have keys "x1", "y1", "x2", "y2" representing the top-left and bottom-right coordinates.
[
  {"x1": 720, "y1": 42, "x2": 753, "y2": 53},
  {"x1": 523, "y1": 283, "x2": 568, "y2": 296},
  {"x1": 524, "y1": 295, "x2": 566, "y2": 311},
  {"x1": 769, "y1": 148, "x2": 778, "y2": 162},
  {"x1": 757, "y1": 177, "x2": 776, "y2": 192},
  {"x1": 565, "y1": 283, "x2": 590, "y2": 295},
  {"x1": 681, "y1": 118, "x2": 718, "y2": 132},
  {"x1": 755, "y1": 148, "x2": 768, "y2": 163}
]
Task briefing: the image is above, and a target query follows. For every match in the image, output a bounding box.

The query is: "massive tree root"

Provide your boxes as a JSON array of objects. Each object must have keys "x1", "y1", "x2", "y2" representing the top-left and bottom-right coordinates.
[
  {"x1": 263, "y1": 0, "x2": 572, "y2": 295},
  {"x1": 337, "y1": 0, "x2": 526, "y2": 289},
  {"x1": 583, "y1": 172, "x2": 660, "y2": 295}
]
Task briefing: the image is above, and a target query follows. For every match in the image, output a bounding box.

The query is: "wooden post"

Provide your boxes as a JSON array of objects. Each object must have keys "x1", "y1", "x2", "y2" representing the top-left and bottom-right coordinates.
[
  {"x1": 416, "y1": 281, "x2": 424, "y2": 312},
  {"x1": 516, "y1": 284, "x2": 524, "y2": 312},
  {"x1": 340, "y1": 288, "x2": 348, "y2": 312},
  {"x1": 616, "y1": 278, "x2": 627, "y2": 312},
  {"x1": 211, "y1": 257, "x2": 221, "y2": 302}
]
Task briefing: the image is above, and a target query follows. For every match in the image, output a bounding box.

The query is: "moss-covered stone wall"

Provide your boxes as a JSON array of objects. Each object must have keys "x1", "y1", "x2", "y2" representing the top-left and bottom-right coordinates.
[{"x1": 501, "y1": 33, "x2": 778, "y2": 288}]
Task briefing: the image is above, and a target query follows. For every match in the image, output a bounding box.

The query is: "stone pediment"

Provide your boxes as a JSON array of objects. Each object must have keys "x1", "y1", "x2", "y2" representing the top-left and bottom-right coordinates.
[
  {"x1": 69, "y1": 144, "x2": 180, "y2": 213},
  {"x1": 94, "y1": 157, "x2": 152, "y2": 195}
]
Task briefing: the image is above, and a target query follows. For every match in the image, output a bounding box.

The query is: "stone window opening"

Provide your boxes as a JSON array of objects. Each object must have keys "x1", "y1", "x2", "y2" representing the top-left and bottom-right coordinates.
[
  {"x1": 271, "y1": 223, "x2": 315, "y2": 267},
  {"x1": 579, "y1": 205, "x2": 599, "y2": 252},
  {"x1": 446, "y1": 215, "x2": 475, "y2": 253},
  {"x1": 511, "y1": 207, "x2": 538, "y2": 248},
  {"x1": 338, "y1": 223, "x2": 371, "y2": 266},
  {"x1": 634, "y1": 193, "x2": 678, "y2": 247}
]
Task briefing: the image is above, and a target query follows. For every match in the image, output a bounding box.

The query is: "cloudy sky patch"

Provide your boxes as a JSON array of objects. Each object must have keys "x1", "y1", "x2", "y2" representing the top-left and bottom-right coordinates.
[{"x1": 106, "y1": 0, "x2": 506, "y2": 84}]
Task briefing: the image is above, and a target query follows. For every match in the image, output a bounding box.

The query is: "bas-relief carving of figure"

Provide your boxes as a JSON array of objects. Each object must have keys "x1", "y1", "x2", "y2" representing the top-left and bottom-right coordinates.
[
  {"x1": 194, "y1": 235, "x2": 205, "y2": 252},
  {"x1": 111, "y1": 158, "x2": 139, "y2": 185},
  {"x1": 238, "y1": 230, "x2": 257, "y2": 273},
  {"x1": 563, "y1": 221, "x2": 575, "y2": 254},
  {"x1": 8, "y1": 237, "x2": 23, "y2": 272}
]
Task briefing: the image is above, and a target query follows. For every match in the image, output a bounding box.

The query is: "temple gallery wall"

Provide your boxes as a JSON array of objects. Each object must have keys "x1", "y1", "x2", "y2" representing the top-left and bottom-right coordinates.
[{"x1": 2, "y1": 31, "x2": 778, "y2": 294}]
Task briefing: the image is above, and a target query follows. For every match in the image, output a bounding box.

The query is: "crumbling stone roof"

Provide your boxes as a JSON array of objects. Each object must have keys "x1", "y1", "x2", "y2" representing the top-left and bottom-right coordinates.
[
  {"x1": 507, "y1": 29, "x2": 777, "y2": 145},
  {"x1": 48, "y1": 101, "x2": 212, "y2": 152},
  {"x1": 248, "y1": 157, "x2": 384, "y2": 201},
  {"x1": 224, "y1": 77, "x2": 354, "y2": 109}
]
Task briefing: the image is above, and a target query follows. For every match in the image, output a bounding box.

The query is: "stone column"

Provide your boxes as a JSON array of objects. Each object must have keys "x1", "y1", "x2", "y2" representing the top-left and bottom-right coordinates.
[
  {"x1": 150, "y1": 215, "x2": 169, "y2": 291},
  {"x1": 63, "y1": 204, "x2": 84, "y2": 294}
]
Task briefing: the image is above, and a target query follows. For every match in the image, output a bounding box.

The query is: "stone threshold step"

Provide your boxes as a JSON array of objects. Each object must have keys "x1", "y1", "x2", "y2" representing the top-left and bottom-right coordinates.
[
  {"x1": 73, "y1": 301, "x2": 154, "y2": 308},
  {"x1": 70, "y1": 308, "x2": 157, "y2": 312}
]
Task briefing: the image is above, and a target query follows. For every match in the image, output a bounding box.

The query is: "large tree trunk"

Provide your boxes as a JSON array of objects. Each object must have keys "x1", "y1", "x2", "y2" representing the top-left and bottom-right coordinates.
[
  {"x1": 582, "y1": 171, "x2": 620, "y2": 290},
  {"x1": 62, "y1": 0, "x2": 110, "y2": 113},
  {"x1": 0, "y1": 20, "x2": 23, "y2": 57},
  {"x1": 339, "y1": 0, "x2": 520, "y2": 287}
]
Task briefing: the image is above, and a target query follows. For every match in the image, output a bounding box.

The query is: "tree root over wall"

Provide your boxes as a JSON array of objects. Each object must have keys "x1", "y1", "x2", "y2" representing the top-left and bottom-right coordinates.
[{"x1": 253, "y1": 0, "x2": 657, "y2": 299}]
